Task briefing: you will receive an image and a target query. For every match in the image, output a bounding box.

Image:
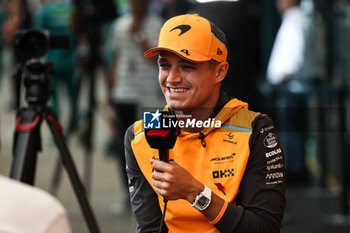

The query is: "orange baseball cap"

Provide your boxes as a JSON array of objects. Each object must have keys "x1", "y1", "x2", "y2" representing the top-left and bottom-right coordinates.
[{"x1": 144, "y1": 14, "x2": 228, "y2": 62}]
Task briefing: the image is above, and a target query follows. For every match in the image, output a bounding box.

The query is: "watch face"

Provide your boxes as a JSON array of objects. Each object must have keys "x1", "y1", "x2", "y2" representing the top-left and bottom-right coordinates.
[{"x1": 197, "y1": 196, "x2": 209, "y2": 208}]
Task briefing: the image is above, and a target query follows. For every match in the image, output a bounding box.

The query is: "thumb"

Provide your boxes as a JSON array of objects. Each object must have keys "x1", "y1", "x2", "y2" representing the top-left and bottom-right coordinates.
[{"x1": 169, "y1": 160, "x2": 179, "y2": 167}]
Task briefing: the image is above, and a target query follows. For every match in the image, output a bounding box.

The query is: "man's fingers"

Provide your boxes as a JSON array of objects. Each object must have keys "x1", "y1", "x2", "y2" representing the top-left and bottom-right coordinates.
[
  {"x1": 154, "y1": 187, "x2": 167, "y2": 197},
  {"x1": 150, "y1": 159, "x2": 174, "y2": 173},
  {"x1": 152, "y1": 169, "x2": 166, "y2": 181},
  {"x1": 152, "y1": 179, "x2": 162, "y2": 189},
  {"x1": 153, "y1": 180, "x2": 170, "y2": 198},
  {"x1": 169, "y1": 160, "x2": 179, "y2": 167}
]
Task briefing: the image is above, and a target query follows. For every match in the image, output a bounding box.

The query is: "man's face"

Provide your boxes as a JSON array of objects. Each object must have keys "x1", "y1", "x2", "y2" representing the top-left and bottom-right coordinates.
[{"x1": 158, "y1": 51, "x2": 221, "y2": 112}]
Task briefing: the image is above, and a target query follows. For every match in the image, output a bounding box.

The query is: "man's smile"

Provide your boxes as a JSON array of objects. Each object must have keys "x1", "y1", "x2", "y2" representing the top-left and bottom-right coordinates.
[{"x1": 169, "y1": 88, "x2": 189, "y2": 93}]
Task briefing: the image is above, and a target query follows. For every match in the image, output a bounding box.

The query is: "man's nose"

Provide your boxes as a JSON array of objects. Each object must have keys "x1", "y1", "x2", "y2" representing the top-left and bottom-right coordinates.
[{"x1": 167, "y1": 67, "x2": 182, "y2": 83}]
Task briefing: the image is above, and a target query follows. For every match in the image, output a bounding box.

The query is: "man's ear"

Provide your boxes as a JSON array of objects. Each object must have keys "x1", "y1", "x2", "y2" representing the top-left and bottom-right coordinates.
[{"x1": 215, "y1": 62, "x2": 229, "y2": 83}]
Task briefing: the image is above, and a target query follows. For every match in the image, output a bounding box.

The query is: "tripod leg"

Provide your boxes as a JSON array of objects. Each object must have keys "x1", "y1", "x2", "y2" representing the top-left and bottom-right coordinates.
[
  {"x1": 81, "y1": 32, "x2": 101, "y2": 195},
  {"x1": 10, "y1": 110, "x2": 42, "y2": 185},
  {"x1": 45, "y1": 114, "x2": 101, "y2": 233},
  {"x1": 66, "y1": 67, "x2": 82, "y2": 136},
  {"x1": 84, "y1": 152, "x2": 93, "y2": 197},
  {"x1": 50, "y1": 70, "x2": 83, "y2": 195},
  {"x1": 83, "y1": 57, "x2": 97, "y2": 195},
  {"x1": 50, "y1": 157, "x2": 63, "y2": 195}
]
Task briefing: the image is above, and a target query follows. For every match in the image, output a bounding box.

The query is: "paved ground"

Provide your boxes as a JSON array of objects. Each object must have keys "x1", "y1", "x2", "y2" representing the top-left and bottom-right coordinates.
[{"x1": 1, "y1": 49, "x2": 349, "y2": 233}]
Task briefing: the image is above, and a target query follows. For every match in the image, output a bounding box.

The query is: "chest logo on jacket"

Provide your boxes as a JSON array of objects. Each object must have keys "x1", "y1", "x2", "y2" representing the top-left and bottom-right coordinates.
[
  {"x1": 223, "y1": 132, "x2": 237, "y2": 144},
  {"x1": 210, "y1": 153, "x2": 235, "y2": 164},
  {"x1": 213, "y1": 168, "x2": 234, "y2": 179}
]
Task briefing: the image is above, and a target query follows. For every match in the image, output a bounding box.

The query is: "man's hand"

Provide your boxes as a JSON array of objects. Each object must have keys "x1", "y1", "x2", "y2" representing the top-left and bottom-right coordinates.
[
  {"x1": 150, "y1": 159, "x2": 225, "y2": 221},
  {"x1": 150, "y1": 159, "x2": 203, "y2": 203}
]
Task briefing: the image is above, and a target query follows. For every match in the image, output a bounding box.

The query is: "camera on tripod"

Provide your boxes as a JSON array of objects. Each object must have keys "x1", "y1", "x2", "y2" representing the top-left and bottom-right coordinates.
[
  {"x1": 10, "y1": 29, "x2": 101, "y2": 233},
  {"x1": 14, "y1": 29, "x2": 70, "y2": 105},
  {"x1": 15, "y1": 29, "x2": 70, "y2": 60}
]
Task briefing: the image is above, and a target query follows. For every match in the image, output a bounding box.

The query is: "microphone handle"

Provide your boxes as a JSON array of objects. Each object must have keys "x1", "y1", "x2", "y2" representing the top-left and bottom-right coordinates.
[
  {"x1": 157, "y1": 148, "x2": 169, "y2": 233},
  {"x1": 158, "y1": 149, "x2": 169, "y2": 163}
]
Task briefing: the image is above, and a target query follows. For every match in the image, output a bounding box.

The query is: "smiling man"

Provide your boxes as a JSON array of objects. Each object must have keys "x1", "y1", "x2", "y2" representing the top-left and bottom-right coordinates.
[{"x1": 125, "y1": 14, "x2": 286, "y2": 233}]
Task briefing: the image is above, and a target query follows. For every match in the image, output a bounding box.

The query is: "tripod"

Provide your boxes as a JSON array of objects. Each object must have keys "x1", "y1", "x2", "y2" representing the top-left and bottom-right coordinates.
[
  {"x1": 9, "y1": 60, "x2": 101, "y2": 233},
  {"x1": 50, "y1": 26, "x2": 102, "y2": 196}
]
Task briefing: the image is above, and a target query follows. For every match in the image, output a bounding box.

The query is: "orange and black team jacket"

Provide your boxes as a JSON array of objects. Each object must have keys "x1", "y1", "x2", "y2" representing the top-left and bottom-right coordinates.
[{"x1": 125, "y1": 91, "x2": 286, "y2": 233}]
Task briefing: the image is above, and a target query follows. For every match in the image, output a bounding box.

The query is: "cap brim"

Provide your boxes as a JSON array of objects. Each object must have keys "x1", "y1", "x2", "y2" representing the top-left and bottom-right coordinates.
[{"x1": 144, "y1": 47, "x2": 211, "y2": 63}]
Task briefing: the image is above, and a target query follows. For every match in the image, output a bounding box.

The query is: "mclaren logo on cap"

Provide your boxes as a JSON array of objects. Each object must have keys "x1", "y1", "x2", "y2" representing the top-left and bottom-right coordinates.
[{"x1": 170, "y1": 25, "x2": 191, "y2": 36}]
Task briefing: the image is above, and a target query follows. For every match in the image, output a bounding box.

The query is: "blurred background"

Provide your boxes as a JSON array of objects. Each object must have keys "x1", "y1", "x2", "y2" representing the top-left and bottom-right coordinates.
[{"x1": 0, "y1": 0, "x2": 350, "y2": 232}]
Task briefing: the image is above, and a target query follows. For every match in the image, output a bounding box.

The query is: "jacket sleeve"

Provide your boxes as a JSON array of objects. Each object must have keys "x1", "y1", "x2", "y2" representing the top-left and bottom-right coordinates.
[
  {"x1": 214, "y1": 115, "x2": 286, "y2": 233},
  {"x1": 124, "y1": 124, "x2": 168, "y2": 233}
]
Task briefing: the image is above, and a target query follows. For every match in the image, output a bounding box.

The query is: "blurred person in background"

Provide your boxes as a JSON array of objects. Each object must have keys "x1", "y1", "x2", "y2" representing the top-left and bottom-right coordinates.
[
  {"x1": 267, "y1": 0, "x2": 316, "y2": 184},
  {"x1": 150, "y1": 0, "x2": 190, "y2": 19},
  {"x1": 0, "y1": 114, "x2": 72, "y2": 233},
  {"x1": 33, "y1": 0, "x2": 77, "y2": 124},
  {"x1": 106, "y1": 0, "x2": 165, "y2": 214},
  {"x1": 2, "y1": 0, "x2": 32, "y2": 109},
  {"x1": 1, "y1": 0, "x2": 32, "y2": 48}
]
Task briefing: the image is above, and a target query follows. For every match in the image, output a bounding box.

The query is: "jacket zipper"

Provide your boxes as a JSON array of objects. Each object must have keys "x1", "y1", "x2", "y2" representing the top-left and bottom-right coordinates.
[{"x1": 198, "y1": 132, "x2": 207, "y2": 148}]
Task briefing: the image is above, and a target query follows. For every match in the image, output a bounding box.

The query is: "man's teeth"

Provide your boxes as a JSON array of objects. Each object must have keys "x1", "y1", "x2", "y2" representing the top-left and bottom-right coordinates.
[{"x1": 170, "y1": 88, "x2": 187, "y2": 93}]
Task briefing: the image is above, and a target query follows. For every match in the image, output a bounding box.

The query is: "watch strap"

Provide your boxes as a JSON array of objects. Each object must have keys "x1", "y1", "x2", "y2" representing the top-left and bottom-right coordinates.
[{"x1": 190, "y1": 185, "x2": 212, "y2": 211}]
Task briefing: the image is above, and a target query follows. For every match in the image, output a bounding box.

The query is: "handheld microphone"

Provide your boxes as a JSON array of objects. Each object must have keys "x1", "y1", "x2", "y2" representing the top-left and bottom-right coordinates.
[
  {"x1": 144, "y1": 111, "x2": 179, "y2": 162},
  {"x1": 144, "y1": 111, "x2": 179, "y2": 233}
]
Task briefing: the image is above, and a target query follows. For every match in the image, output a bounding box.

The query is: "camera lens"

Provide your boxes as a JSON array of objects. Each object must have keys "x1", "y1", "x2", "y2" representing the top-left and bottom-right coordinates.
[{"x1": 16, "y1": 30, "x2": 50, "y2": 59}]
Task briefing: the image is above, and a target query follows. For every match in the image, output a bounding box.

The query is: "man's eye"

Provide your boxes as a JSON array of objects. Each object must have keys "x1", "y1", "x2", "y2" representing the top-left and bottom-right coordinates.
[
  {"x1": 159, "y1": 63, "x2": 170, "y2": 68},
  {"x1": 183, "y1": 65, "x2": 195, "y2": 70}
]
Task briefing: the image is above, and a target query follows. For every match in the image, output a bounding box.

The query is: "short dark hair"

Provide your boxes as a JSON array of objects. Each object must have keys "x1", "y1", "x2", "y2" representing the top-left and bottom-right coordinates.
[{"x1": 208, "y1": 59, "x2": 220, "y2": 69}]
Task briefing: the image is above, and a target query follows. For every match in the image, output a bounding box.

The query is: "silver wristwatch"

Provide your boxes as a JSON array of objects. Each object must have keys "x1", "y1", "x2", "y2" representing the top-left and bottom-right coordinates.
[{"x1": 190, "y1": 185, "x2": 212, "y2": 211}]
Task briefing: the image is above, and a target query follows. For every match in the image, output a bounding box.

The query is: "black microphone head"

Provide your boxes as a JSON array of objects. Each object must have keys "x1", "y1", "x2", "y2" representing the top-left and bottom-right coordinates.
[{"x1": 144, "y1": 111, "x2": 180, "y2": 149}]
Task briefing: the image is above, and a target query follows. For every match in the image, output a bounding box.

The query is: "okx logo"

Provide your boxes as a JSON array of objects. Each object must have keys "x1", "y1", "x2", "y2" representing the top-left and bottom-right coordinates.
[{"x1": 144, "y1": 110, "x2": 162, "y2": 129}]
